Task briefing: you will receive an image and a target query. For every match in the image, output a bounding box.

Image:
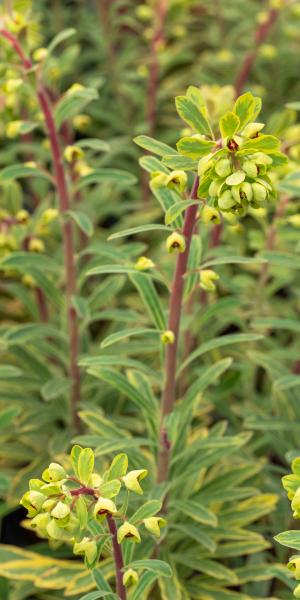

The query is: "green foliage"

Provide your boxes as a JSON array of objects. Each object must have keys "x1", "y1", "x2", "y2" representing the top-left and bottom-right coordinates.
[
  {"x1": 0, "y1": 0, "x2": 300, "y2": 599},
  {"x1": 275, "y1": 458, "x2": 300, "y2": 598}
]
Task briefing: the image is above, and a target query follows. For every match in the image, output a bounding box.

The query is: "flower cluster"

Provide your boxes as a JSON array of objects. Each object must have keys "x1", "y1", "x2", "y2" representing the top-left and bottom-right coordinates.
[
  {"x1": 189, "y1": 90, "x2": 287, "y2": 216},
  {"x1": 138, "y1": 88, "x2": 287, "y2": 220},
  {"x1": 20, "y1": 446, "x2": 166, "y2": 581}
]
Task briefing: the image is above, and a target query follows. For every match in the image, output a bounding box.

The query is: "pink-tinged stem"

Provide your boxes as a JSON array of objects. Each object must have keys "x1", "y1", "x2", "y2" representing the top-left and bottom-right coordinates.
[
  {"x1": 107, "y1": 514, "x2": 127, "y2": 600},
  {"x1": 0, "y1": 28, "x2": 32, "y2": 69},
  {"x1": 234, "y1": 8, "x2": 279, "y2": 97},
  {"x1": 70, "y1": 486, "x2": 97, "y2": 498},
  {"x1": 37, "y1": 87, "x2": 81, "y2": 432},
  {"x1": 35, "y1": 287, "x2": 49, "y2": 322},
  {"x1": 157, "y1": 176, "x2": 199, "y2": 485},
  {"x1": 0, "y1": 29, "x2": 81, "y2": 432}
]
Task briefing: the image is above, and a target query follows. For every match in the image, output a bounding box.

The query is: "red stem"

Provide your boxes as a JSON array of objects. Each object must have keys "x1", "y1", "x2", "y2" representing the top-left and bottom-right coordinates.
[
  {"x1": 70, "y1": 486, "x2": 97, "y2": 498},
  {"x1": 37, "y1": 87, "x2": 81, "y2": 432},
  {"x1": 107, "y1": 514, "x2": 127, "y2": 600},
  {"x1": 0, "y1": 28, "x2": 32, "y2": 69},
  {"x1": 234, "y1": 8, "x2": 279, "y2": 97},
  {"x1": 35, "y1": 287, "x2": 49, "y2": 322},
  {"x1": 0, "y1": 29, "x2": 81, "y2": 432},
  {"x1": 157, "y1": 176, "x2": 199, "y2": 484}
]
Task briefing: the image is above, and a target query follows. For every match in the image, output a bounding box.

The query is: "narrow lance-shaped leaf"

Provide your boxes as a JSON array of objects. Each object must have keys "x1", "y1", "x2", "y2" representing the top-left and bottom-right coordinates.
[
  {"x1": 130, "y1": 272, "x2": 166, "y2": 330},
  {"x1": 134, "y1": 135, "x2": 177, "y2": 156}
]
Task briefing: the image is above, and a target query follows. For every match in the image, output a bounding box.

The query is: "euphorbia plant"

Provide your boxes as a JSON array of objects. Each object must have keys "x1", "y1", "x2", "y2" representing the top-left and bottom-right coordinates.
[
  {"x1": 20, "y1": 445, "x2": 168, "y2": 599},
  {"x1": 78, "y1": 87, "x2": 288, "y2": 597},
  {"x1": 135, "y1": 86, "x2": 287, "y2": 489}
]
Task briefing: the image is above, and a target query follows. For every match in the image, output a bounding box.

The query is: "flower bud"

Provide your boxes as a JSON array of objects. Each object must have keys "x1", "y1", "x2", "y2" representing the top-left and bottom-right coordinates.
[
  {"x1": 201, "y1": 205, "x2": 220, "y2": 224},
  {"x1": 208, "y1": 179, "x2": 223, "y2": 199},
  {"x1": 46, "y1": 518, "x2": 66, "y2": 540},
  {"x1": 42, "y1": 463, "x2": 66, "y2": 483},
  {"x1": 74, "y1": 161, "x2": 93, "y2": 177},
  {"x1": 166, "y1": 232, "x2": 186, "y2": 254},
  {"x1": 73, "y1": 114, "x2": 91, "y2": 130},
  {"x1": 42, "y1": 498, "x2": 57, "y2": 512},
  {"x1": 117, "y1": 522, "x2": 141, "y2": 544},
  {"x1": 122, "y1": 469, "x2": 148, "y2": 495},
  {"x1": 22, "y1": 274, "x2": 36, "y2": 288},
  {"x1": 143, "y1": 516, "x2": 166, "y2": 538},
  {"x1": 226, "y1": 171, "x2": 245, "y2": 186},
  {"x1": 64, "y1": 145, "x2": 84, "y2": 163},
  {"x1": 161, "y1": 330, "x2": 175, "y2": 345},
  {"x1": 73, "y1": 537, "x2": 98, "y2": 567},
  {"x1": 28, "y1": 238, "x2": 45, "y2": 253},
  {"x1": 200, "y1": 269, "x2": 219, "y2": 292},
  {"x1": 252, "y1": 152, "x2": 273, "y2": 166},
  {"x1": 288, "y1": 556, "x2": 300, "y2": 578},
  {"x1": 51, "y1": 501, "x2": 71, "y2": 526},
  {"x1": 6, "y1": 120, "x2": 23, "y2": 138},
  {"x1": 252, "y1": 182, "x2": 267, "y2": 202},
  {"x1": 150, "y1": 172, "x2": 169, "y2": 188},
  {"x1": 135, "y1": 256, "x2": 155, "y2": 271},
  {"x1": 33, "y1": 47, "x2": 48, "y2": 62},
  {"x1": 31, "y1": 512, "x2": 51, "y2": 534},
  {"x1": 166, "y1": 170, "x2": 187, "y2": 192},
  {"x1": 218, "y1": 190, "x2": 236, "y2": 211},
  {"x1": 4, "y1": 78, "x2": 22, "y2": 93},
  {"x1": 242, "y1": 122, "x2": 265, "y2": 138},
  {"x1": 231, "y1": 182, "x2": 253, "y2": 204},
  {"x1": 123, "y1": 569, "x2": 139, "y2": 587},
  {"x1": 16, "y1": 209, "x2": 30, "y2": 223},
  {"x1": 287, "y1": 215, "x2": 300, "y2": 228},
  {"x1": 215, "y1": 158, "x2": 231, "y2": 178},
  {"x1": 20, "y1": 490, "x2": 46, "y2": 517},
  {"x1": 94, "y1": 497, "x2": 117, "y2": 522},
  {"x1": 41, "y1": 209, "x2": 59, "y2": 224},
  {"x1": 242, "y1": 160, "x2": 258, "y2": 178}
]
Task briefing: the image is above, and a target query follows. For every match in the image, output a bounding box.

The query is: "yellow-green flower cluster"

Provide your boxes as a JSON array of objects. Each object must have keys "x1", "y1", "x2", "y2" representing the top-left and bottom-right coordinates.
[
  {"x1": 20, "y1": 446, "x2": 166, "y2": 573},
  {"x1": 137, "y1": 88, "x2": 288, "y2": 220}
]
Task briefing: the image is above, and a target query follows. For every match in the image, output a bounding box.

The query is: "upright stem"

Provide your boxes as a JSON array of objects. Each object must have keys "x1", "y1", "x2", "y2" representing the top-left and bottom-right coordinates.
[
  {"x1": 0, "y1": 29, "x2": 81, "y2": 432},
  {"x1": 234, "y1": 7, "x2": 279, "y2": 97},
  {"x1": 157, "y1": 176, "x2": 199, "y2": 485},
  {"x1": 106, "y1": 515, "x2": 127, "y2": 600},
  {"x1": 35, "y1": 287, "x2": 49, "y2": 322},
  {"x1": 37, "y1": 87, "x2": 81, "y2": 432}
]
